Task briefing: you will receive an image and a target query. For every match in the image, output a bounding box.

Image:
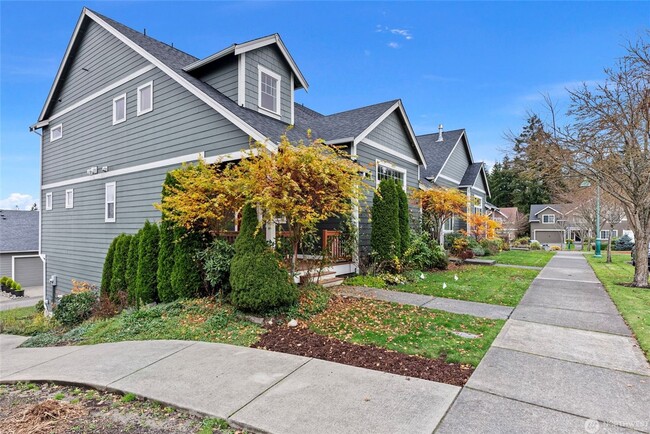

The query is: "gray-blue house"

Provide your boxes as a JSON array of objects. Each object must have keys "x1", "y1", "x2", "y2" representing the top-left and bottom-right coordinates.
[{"x1": 30, "y1": 8, "x2": 427, "y2": 302}]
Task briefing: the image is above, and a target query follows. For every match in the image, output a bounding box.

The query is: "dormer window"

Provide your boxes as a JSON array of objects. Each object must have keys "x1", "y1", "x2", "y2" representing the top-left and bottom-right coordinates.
[{"x1": 258, "y1": 65, "x2": 281, "y2": 116}]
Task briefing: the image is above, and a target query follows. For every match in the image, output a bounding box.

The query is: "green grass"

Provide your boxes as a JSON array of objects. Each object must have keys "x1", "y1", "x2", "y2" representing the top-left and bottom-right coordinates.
[
  {"x1": 343, "y1": 275, "x2": 387, "y2": 288},
  {"x1": 22, "y1": 298, "x2": 264, "y2": 348},
  {"x1": 396, "y1": 265, "x2": 539, "y2": 306},
  {"x1": 491, "y1": 250, "x2": 556, "y2": 267},
  {"x1": 310, "y1": 298, "x2": 504, "y2": 366},
  {"x1": 0, "y1": 305, "x2": 55, "y2": 336},
  {"x1": 585, "y1": 253, "x2": 650, "y2": 362}
]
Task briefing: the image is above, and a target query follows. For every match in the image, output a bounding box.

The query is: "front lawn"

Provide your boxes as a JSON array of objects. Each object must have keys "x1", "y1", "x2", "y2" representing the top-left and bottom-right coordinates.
[
  {"x1": 396, "y1": 265, "x2": 539, "y2": 306},
  {"x1": 309, "y1": 298, "x2": 504, "y2": 367},
  {"x1": 585, "y1": 253, "x2": 650, "y2": 361},
  {"x1": 0, "y1": 306, "x2": 54, "y2": 336},
  {"x1": 491, "y1": 250, "x2": 556, "y2": 267}
]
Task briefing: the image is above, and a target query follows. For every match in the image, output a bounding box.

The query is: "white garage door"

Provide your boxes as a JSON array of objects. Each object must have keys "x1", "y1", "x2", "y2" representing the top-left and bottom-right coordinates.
[{"x1": 14, "y1": 256, "x2": 42, "y2": 287}]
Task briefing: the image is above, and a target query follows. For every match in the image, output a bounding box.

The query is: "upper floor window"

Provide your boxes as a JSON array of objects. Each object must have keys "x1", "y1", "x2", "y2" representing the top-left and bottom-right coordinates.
[
  {"x1": 376, "y1": 161, "x2": 407, "y2": 191},
  {"x1": 105, "y1": 182, "x2": 116, "y2": 222},
  {"x1": 65, "y1": 189, "x2": 74, "y2": 209},
  {"x1": 443, "y1": 216, "x2": 454, "y2": 231},
  {"x1": 113, "y1": 93, "x2": 127, "y2": 124},
  {"x1": 137, "y1": 81, "x2": 153, "y2": 116},
  {"x1": 473, "y1": 196, "x2": 483, "y2": 212},
  {"x1": 600, "y1": 230, "x2": 610, "y2": 239},
  {"x1": 50, "y1": 124, "x2": 63, "y2": 142},
  {"x1": 542, "y1": 214, "x2": 556, "y2": 224},
  {"x1": 45, "y1": 192, "x2": 53, "y2": 210},
  {"x1": 258, "y1": 66, "x2": 281, "y2": 115}
]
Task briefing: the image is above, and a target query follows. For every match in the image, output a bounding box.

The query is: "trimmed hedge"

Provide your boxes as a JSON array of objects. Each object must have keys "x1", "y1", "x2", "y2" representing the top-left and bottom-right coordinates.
[
  {"x1": 136, "y1": 220, "x2": 160, "y2": 304},
  {"x1": 100, "y1": 236, "x2": 118, "y2": 294},
  {"x1": 397, "y1": 181, "x2": 410, "y2": 257},
  {"x1": 170, "y1": 228, "x2": 203, "y2": 299},
  {"x1": 157, "y1": 220, "x2": 176, "y2": 302},
  {"x1": 109, "y1": 234, "x2": 131, "y2": 300},
  {"x1": 371, "y1": 180, "x2": 400, "y2": 261},
  {"x1": 126, "y1": 230, "x2": 141, "y2": 305}
]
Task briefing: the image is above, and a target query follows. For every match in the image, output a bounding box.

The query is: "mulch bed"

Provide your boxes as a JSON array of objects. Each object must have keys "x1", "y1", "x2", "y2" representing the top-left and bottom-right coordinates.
[{"x1": 252, "y1": 324, "x2": 473, "y2": 386}]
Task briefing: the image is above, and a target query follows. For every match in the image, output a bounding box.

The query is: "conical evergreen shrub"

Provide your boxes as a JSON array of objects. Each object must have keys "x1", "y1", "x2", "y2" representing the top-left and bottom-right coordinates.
[
  {"x1": 136, "y1": 220, "x2": 159, "y2": 304},
  {"x1": 126, "y1": 230, "x2": 141, "y2": 305},
  {"x1": 170, "y1": 227, "x2": 203, "y2": 299},
  {"x1": 397, "y1": 181, "x2": 410, "y2": 256},
  {"x1": 370, "y1": 180, "x2": 400, "y2": 261},
  {"x1": 109, "y1": 234, "x2": 131, "y2": 300},
  {"x1": 100, "y1": 236, "x2": 118, "y2": 295},
  {"x1": 229, "y1": 204, "x2": 297, "y2": 312},
  {"x1": 157, "y1": 220, "x2": 176, "y2": 302}
]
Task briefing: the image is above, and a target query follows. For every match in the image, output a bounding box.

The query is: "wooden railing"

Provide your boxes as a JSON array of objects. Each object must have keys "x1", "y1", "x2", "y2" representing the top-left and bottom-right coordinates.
[
  {"x1": 219, "y1": 231, "x2": 239, "y2": 245},
  {"x1": 323, "y1": 230, "x2": 350, "y2": 262}
]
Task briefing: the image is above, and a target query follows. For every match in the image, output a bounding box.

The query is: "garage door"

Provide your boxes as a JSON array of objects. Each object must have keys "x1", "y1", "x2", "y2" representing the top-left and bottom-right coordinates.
[
  {"x1": 14, "y1": 256, "x2": 42, "y2": 287},
  {"x1": 535, "y1": 231, "x2": 563, "y2": 244}
]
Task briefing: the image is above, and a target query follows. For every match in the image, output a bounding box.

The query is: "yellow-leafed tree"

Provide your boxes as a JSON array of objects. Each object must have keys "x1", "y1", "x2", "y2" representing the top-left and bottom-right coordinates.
[{"x1": 411, "y1": 187, "x2": 467, "y2": 244}]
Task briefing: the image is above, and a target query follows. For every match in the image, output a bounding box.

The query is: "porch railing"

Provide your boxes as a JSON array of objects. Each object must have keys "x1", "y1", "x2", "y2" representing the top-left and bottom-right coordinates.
[{"x1": 219, "y1": 231, "x2": 239, "y2": 245}]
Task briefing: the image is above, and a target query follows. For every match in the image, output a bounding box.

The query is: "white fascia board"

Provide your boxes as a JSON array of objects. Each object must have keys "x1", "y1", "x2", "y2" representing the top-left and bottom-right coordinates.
[
  {"x1": 85, "y1": 10, "x2": 277, "y2": 153},
  {"x1": 536, "y1": 206, "x2": 563, "y2": 215},
  {"x1": 478, "y1": 164, "x2": 491, "y2": 197},
  {"x1": 436, "y1": 174, "x2": 462, "y2": 185},
  {"x1": 353, "y1": 102, "x2": 399, "y2": 147},
  {"x1": 238, "y1": 53, "x2": 246, "y2": 106},
  {"x1": 325, "y1": 138, "x2": 355, "y2": 145},
  {"x1": 396, "y1": 101, "x2": 427, "y2": 168},
  {"x1": 182, "y1": 45, "x2": 236, "y2": 71},
  {"x1": 38, "y1": 8, "x2": 88, "y2": 122}
]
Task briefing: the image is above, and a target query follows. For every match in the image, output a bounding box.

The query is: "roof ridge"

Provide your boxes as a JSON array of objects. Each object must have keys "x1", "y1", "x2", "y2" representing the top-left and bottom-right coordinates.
[
  {"x1": 325, "y1": 99, "x2": 398, "y2": 118},
  {"x1": 416, "y1": 128, "x2": 465, "y2": 138}
]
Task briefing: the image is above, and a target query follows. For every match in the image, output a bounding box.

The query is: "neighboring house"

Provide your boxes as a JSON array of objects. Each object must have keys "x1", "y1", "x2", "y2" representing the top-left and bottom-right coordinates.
[
  {"x1": 0, "y1": 210, "x2": 43, "y2": 287},
  {"x1": 529, "y1": 204, "x2": 633, "y2": 245},
  {"x1": 487, "y1": 206, "x2": 521, "y2": 242},
  {"x1": 30, "y1": 8, "x2": 426, "y2": 302},
  {"x1": 418, "y1": 126, "x2": 491, "y2": 236}
]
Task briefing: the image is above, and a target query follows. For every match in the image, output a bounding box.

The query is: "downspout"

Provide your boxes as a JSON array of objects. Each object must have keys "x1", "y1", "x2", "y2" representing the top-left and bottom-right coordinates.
[{"x1": 31, "y1": 126, "x2": 50, "y2": 315}]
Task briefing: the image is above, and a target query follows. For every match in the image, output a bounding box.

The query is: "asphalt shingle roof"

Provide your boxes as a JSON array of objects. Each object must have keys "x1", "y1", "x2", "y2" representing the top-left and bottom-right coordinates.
[
  {"x1": 460, "y1": 162, "x2": 484, "y2": 186},
  {"x1": 0, "y1": 210, "x2": 39, "y2": 253},
  {"x1": 529, "y1": 204, "x2": 567, "y2": 221},
  {"x1": 417, "y1": 129, "x2": 465, "y2": 180}
]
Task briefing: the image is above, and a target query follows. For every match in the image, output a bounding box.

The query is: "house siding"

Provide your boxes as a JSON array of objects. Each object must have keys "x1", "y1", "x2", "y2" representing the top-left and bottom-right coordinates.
[
  {"x1": 439, "y1": 137, "x2": 470, "y2": 182},
  {"x1": 366, "y1": 111, "x2": 414, "y2": 158},
  {"x1": 195, "y1": 56, "x2": 238, "y2": 102},
  {"x1": 49, "y1": 20, "x2": 149, "y2": 116},
  {"x1": 244, "y1": 45, "x2": 293, "y2": 124}
]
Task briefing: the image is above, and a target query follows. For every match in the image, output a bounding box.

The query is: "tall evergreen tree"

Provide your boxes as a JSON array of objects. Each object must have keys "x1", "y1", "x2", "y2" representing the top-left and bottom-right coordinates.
[
  {"x1": 136, "y1": 220, "x2": 160, "y2": 304},
  {"x1": 100, "y1": 236, "x2": 119, "y2": 295},
  {"x1": 109, "y1": 234, "x2": 131, "y2": 300},
  {"x1": 370, "y1": 180, "x2": 400, "y2": 261},
  {"x1": 396, "y1": 181, "x2": 410, "y2": 256},
  {"x1": 170, "y1": 227, "x2": 203, "y2": 299},
  {"x1": 126, "y1": 231, "x2": 141, "y2": 305},
  {"x1": 157, "y1": 172, "x2": 177, "y2": 302}
]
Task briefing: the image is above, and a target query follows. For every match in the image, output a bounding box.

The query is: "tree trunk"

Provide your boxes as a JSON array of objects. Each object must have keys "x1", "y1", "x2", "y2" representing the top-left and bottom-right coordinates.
[
  {"x1": 606, "y1": 234, "x2": 612, "y2": 263},
  {"x1": 632, "y1": 232, "x2": 649, "y2": 288}
]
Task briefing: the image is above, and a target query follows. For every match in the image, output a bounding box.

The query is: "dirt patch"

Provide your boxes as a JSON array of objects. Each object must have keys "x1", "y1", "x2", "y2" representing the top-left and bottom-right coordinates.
[{"x1": 252, "y1": 324, "x2": 473, "y2": 387}]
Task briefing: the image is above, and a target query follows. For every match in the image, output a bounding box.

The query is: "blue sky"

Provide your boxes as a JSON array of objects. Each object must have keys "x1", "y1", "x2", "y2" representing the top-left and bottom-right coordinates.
[{"x1": 1, "y1": 1, "x2": 647, "y2": 209}]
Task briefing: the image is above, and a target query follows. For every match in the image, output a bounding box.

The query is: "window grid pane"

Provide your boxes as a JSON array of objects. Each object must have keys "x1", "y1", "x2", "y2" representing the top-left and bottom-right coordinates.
[
  {"x1": 260, "y1": 72, "x2": 277, "y2": 112},
  {"x1": 377, "y1": 165, "x2": 404, "y2": 186}
]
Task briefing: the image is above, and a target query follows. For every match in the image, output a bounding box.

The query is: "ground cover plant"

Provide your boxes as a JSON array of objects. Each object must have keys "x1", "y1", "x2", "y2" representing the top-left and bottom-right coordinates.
[
  {"x1": 586, "y1": 252, "x2": 650, "y2": 361},
  {"x1": 0, "y1": 305, "x2": 54, "y2": 336},
  {"x1": 491, "y1": 249, "x2": 556, "y2": 267},
  {"x1": 0, "y1": 382, "x2": 241, "y2": 434},
  {"x1": 397, "y1": 265, "x2": 539, "y2": 306}
]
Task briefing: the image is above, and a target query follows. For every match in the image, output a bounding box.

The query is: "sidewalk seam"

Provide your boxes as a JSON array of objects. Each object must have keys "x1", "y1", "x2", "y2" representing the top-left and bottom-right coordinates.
[{"x1": 1, "y1": 346, "x2": 87, "y2": 379}]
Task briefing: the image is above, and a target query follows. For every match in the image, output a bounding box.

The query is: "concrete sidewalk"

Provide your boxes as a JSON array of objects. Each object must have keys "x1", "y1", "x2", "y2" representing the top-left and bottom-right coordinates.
[
  {"x1": 436, "y1": 251, "x2": 650, "y2": 433},
  {"x1": 0, "y1": 335, "x2": 459, "y2": 434},
  {"x1": 338, "y1": 286, "x2": 513, "y2": 320}
]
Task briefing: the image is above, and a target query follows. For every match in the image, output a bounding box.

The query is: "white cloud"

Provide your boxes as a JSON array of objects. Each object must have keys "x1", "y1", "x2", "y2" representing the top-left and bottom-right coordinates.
[
  {"x1": 0, "y1": 193, "x2": 37, "y2": 210},
  {"x1": 387, "y1": 42, "x2": 400, "y2": 49},
  {"x1": 389, "y1": 28, "x2": 413, "y2": 40}
]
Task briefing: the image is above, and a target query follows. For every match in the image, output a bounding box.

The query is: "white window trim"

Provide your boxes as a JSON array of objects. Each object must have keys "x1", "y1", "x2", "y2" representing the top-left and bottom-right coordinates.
[
  {"x1": 112, "y1": 93, "x2": 127, "y2": 125},
  {"x1": 542, "y1": 214, "x2": 556, "y2": 224},
  {"x1": 375, "y1": 160, "x2": 407, "y2": 191},
  {"x1": 612, "y1": 230, "x2": 618, "y2": 238},
  {"x1": 474, "y1": 196, "x2": 483, "y2": 210},
  {"x1": 50, "y1": 124, "x2": 63, "y2": 142},
  {"x1": 65, "y1": 189, "x2": 74, "y2": 209},
  {"x1": 600, "y1": 230, "x2": 610, "y2": 239},
  {"x1": 257, "y1": 65, "x2": 281, "y2": 118},
  {"x1": 105, "y1": 182, "x2": 116, "y2": 223},
  {"x1": 45, "y1": 192, "x2": 53, "y2": 210},
  {"x1": 443, "y1": 216, "x2": 455, "y2": 232},
  {"x1": 137, "y1": 81, "x2": 153, "y2": 116}
]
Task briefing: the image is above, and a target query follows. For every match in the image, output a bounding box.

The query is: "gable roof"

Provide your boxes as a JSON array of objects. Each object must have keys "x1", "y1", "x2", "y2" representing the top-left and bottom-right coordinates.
[
  {"x1": 0, "y1": 210, "x2": 39, "y2": 253},
  {"x1": 498, "y1": 207, "x2": 519, "y2": 221},
  {"x1": 529, "y1": 204, "x2": 567, "y2": 221},
  {"x1": 459, "y1": 162, "x2": 491, "y2": 196},
  {"x1": 417, "y1": 129, "x2": 466, "y2": 181},
  {"x1": 183, "y1": 33, "x2": 308, "y2": 90}
]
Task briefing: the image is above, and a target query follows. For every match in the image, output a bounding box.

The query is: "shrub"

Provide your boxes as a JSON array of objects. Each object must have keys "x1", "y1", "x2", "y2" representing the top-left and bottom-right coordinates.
[
  {"x1": 551, "y1": 245, "x2": 561, "y2": 251},
  {"x1": 199, "y1": 238, "x2": 235, "y2": 295},
  {"x1": 444, "y1": 232, "x2": 463, "y2": 250},
  {"x1": 614, "y1": 234, "x2": 634, "y2": 251},
  {"x1": 451, "y1": 237, "x2": 470, "y2": 256},
  {"x1": 513, "y1": 237, "x2": 530, "y2": 247},
  {"x1": 403, "y1": 232, "x2": 448, "y2": 270},
  {"x1": 343, "y1": 275, "x2": 386, "y2": 288},
  {"x1": 530, "y1": 240, "x2": 542, "y2": 250},
  {"x1": 157, "y1": 220, "x2": 176, "y2": 302},
  {"x1": 458, "y1": 249, "x2": 475, "y2": 260},
  {"x1": 126, "y1": 231, "x2": 141, "y2": 305},
  {"x1": 501, "y1": 241, "x2": 511, "y2": 251},
  {"x1": 109, "y1": 234, "x2": 131, "y2": 300},
  {"x1": 54, "y1": 291, "x2": 98, "y2": 327},
  {"x1": 170, "y1": 228, "x2": 203, "y2": 299},
  {"x1": 377, "y1": 272, "x2": 408, "y2": 285},
  {"x1": 480, "y1": 238, "x2": 502, "y2": 256},
  {"x1": 471, "y1": 246, "x2": 486, "y2": 257},
  {"x1": 396, "y1": 181, "x2": 410, "y2": 257},
  {"x1": 100, "y1": 236, "x2": 118, "y2": 294},
  {"x1": 230, "y1": 204, "x2": 297, "y2": 312},
  {"x1": 136, "y1": 220, "x2": 160, "y2": 305},
  {"x1": 370, "y1": 180, "x2": 400, "y2": 261},
  {"x1": 35, "y1": 299, "x2": 45, "y2": 313}
]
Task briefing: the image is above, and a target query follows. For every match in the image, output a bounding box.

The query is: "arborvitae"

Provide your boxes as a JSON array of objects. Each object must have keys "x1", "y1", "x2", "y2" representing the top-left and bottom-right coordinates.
[
  {"x1": 170, "y1": 227, "x2": 203, "y2": 299},
  {"x1": 135, "y1": 220, "x2": 160, "y2": 305},
  {"x1": 126, "y1": 231, "x2": 141, "y2": 305},
  {"x1": 397, "y1": 181, "x2": 410, "y2": 256},
  {"x1": 157, "y1": 172, "x2": 177, "y2": 302},
  {"x1": 109, "y1": 234, "x2": 131, "y2": 300},
  {"x1": 370, "y1": 180, "x2": 400, "y2": 261},
  {"x1": 100, "y1": 236, "x2": 119, "y2": 295},
  {"x1": 229, "y1": 204, "x2": 297, "y2": 312}
]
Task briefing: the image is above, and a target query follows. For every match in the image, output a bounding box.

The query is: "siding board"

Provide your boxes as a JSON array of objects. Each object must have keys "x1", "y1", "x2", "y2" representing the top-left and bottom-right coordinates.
[{"x1": 244, "y1": 45, "x2": 292, "y2": 124}]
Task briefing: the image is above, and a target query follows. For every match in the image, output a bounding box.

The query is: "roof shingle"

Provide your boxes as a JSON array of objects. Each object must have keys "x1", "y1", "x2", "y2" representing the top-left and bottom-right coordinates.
[
  {"x1": 417, "y1": 129, "x2": 465, "y2": 180},
  {"x1": 0, "y1": 210, "x2": 39, "y2": 253}
]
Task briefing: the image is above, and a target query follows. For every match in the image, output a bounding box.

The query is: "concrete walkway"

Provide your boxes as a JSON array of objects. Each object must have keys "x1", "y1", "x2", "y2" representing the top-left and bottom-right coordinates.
[
  {"x1": 339, "y1": 286, "x2": 513, "y2": 320},
  {"x1": 0, "y1": 335, "x2": 459, "y2": 434},
  {"x1": 494, "y1": 263, "x2": 543, "y2": 270},
  {"x1": 436, "y1": 251, "x2": 650, "y2": 433}
]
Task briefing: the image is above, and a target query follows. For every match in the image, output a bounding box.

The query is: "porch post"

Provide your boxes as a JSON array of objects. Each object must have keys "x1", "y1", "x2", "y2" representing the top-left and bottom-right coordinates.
[{"x1": 352, "y1": 201, "x2": 360, "y2": 271}]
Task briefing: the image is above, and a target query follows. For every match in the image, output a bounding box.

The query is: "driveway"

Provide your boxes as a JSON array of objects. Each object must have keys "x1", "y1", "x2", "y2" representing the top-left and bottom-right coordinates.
[{"x1": 0, "y1": 286, "x2": 41, "y2": 311}]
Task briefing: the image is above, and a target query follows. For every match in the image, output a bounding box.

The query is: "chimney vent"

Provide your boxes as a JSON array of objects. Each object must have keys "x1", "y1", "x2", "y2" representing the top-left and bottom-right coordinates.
[{"x1": 437, "y1": 124, "x2": 444, "y2": 142}]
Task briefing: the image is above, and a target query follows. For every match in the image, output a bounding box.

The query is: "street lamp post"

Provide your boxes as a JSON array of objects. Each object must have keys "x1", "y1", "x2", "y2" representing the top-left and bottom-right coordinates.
[{"x1": 580, "y1": 179, "x2": 602, "y2": 258}]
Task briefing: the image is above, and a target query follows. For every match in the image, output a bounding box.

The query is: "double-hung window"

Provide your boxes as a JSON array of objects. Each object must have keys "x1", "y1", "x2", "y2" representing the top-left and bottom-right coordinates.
[
  {"x1": 113, "y1": 93, "x2": 127, "y2": 124},
  {"x1": 45, "y1": 192, "x2": 53, "y2": 210},
  {"x1": 65, "y1": 189, "x2": 74, "y2": 209},
  {"x1": 443, "y1": 216, "x2": 454, "y2": 232},
  {"x1": 105, "y1": 182, "x2": 116, "y2": 222},
  {"x1": 258, "y1": 66, "x2": 281, "y2": 115},
  {"x1": 474, "y1": 196, "x2": 483, "y2": 214},
  {"x1": 50, "y1": 124, "x2": 63, "y2": 142},
  {"x1": 600, "y1": 230, "x2": 610, "y2": 239},
  {"x1": 542, "y1": 214, "x2": 556, "y2": 224},
  {"x1": 137, "y1": 81, "x2": 153, "y2": 116},
  {"x1": 376, "y1": 161, "x2": 407, "y2": 191}
]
